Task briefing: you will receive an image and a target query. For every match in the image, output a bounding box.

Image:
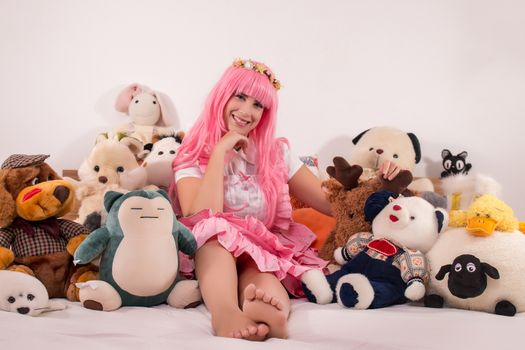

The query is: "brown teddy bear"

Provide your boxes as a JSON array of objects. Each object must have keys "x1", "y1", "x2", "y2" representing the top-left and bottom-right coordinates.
[
  {"x1": 318, "y1": 157, "x2": 413, "y2": 262},
  {"x1": 0, "y1": 154, "x2": 97, "y2": 300}
]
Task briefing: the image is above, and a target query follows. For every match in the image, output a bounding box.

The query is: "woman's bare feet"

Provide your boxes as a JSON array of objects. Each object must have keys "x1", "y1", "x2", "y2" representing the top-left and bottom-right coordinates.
[
  {"x1": 242, "y1": 284, "x2": 289, "y2": 339},
  {"x1": 212, "y1": 309, "x2": 269, "y2": 341}
]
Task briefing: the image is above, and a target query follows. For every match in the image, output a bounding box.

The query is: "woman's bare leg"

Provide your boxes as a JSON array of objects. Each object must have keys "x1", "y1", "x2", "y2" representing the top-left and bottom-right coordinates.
[
  {"x1": 195, "y1": 240, "x2": 269, "y2": 340},
  {"x1": 238, "y1": 259, "x2": 291, "y2": 339}
]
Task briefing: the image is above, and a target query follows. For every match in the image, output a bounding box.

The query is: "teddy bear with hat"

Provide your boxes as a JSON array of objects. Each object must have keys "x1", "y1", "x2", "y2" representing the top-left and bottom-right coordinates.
[{"x1": 0, "y1": 154, "x2": 97, "y2": 300}]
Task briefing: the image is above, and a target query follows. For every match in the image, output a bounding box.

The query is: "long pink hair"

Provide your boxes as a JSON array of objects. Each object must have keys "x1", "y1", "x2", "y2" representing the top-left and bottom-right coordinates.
[{"x1": 172, "y1": 62, "x2": 287, "y2": 226}]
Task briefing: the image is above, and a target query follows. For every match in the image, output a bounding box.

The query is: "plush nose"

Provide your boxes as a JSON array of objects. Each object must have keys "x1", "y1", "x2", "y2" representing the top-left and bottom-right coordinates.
[
  {"x1": 376, "y1": 149, "x2": 384, "y2": 154},
  {"x1": 393, "y1": 205, "x2": 402, "y2": 211},
  {"x1": 98, "y1": 176, "x2": 108, "y2": 184},
  {"x1": 17, "y1": 307, "x2": 30, "y2": 315},
  {"x1": 53, "y1": 186, "x2": 70, "y2": 204}
]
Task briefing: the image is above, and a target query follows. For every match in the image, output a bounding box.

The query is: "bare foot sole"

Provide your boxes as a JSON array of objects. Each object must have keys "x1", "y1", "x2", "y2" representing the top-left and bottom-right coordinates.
[
  {"x1": 213, "y1": 311, "x2": 269, "y2": 341},
  {"x1": 242, "y1": 284, "x2": 289, "y2": 339}
]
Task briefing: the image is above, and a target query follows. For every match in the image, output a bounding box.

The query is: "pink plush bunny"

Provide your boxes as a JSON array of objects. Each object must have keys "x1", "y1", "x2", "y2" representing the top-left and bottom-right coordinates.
[{"x1": 115, "y1": 83, "x2": 180, "y2": 145}]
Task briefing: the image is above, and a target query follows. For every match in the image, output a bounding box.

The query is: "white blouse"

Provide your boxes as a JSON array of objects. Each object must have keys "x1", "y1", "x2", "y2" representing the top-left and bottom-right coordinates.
[{"x1": 174, "y1": 144, "x2": 303, "y2": 221}]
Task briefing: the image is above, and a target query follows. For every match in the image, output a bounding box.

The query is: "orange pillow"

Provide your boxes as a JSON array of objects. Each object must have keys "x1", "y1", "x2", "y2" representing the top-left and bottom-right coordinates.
[{"x1": 292, "y1": 208, "x2": 336, "y2": 250}]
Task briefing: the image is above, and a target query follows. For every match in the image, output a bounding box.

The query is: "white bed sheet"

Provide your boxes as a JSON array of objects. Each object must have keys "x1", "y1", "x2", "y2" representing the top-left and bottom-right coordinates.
[{"x1": 1, "y1": 300, "x2": 523, "y2": 349}]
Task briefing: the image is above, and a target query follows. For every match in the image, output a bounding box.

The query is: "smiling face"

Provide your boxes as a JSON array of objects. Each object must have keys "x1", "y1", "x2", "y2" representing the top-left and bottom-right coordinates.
[{"x1": 223, "y1": 93, "x2": 264, "y2": 136}]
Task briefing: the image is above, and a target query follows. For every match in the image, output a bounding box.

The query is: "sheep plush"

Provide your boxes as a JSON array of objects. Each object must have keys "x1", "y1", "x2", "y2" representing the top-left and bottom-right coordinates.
[
  {"x1": 0, "y1": 270, "x2": 65, "y2": 316},
  {"x1": 302, "y1": 191, "x2": 448, "y2": 309},
  {"x1": 425, "y1": 195, "x2": 525, "y2": 316},
  {"x1": 349, "y1": 126, "x2": 434, "y2": 192},
  {"x1": 115, "y1": 83, "x2": 180, "y2": 145},
  {"x1": 74, "y1": 189, "x2": 201, "y2": 311},
  {"x1": 66, "y1": 134, "x2": 149, "y2": 232}
]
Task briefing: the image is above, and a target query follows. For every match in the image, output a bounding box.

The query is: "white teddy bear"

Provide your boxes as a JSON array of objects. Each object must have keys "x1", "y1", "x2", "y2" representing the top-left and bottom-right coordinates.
[{"x1": 302, "y1": 191, "x2": 448, "y2": 309}]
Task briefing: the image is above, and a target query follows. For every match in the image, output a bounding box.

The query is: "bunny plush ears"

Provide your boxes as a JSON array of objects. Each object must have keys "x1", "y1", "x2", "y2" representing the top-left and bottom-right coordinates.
[{"x1": 115, "y1": 83, "x2": 179, "y2": 128}]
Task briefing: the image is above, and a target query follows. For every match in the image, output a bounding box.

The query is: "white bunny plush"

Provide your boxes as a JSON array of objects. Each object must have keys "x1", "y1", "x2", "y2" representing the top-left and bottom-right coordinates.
[
  {"x1": 0, "y1": 270, "x2": 66, "y2": 316},
  {"x1": 115, "y1": 83, "x2": 180, "y2": 145}
]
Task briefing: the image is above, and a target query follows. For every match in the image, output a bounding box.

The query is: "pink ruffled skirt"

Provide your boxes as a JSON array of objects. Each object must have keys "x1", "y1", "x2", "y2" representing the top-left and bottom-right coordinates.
[{"x1": 179, "y1": 209, "x2": 328, "y2": 297}]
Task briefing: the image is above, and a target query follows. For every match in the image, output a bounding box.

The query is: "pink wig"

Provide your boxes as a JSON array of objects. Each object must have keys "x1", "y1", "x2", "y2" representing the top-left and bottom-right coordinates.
[{"x1": 172, "y1": 62, "x2": 287, "y2": 226}]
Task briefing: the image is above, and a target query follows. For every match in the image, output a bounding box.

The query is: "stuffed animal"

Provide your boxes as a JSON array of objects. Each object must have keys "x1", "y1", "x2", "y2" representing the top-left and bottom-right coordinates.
[
  {"x1": 142, "y1": 132, "x2": 184, "y2": 189},
  {"x1": 66, "y1": 133, "x2": 150, "y2": 232},
  {"x1": 318, "y1": 157, "x2": 413, "y2": 262},
  {"x1": 440, "y1": 149, "x2": 472, "y2": 178},
  {"x1": 441, "y1": 173, "x2": 501, "y2": 214},
  {"x1": 74, "y1": 189, "x2": 201, "y2": 311},
  {"x1": 302, "y1": 191, "x2": 448, "y2": 309},
  {"x1": 425, "y1": 196, "x2": 525, "y2": 316},
  {"x1": 115, "y1": 83, "x2": 179, "y2": 145},
  {"x1": 0, "y1": 270, "x2": 66, "y2": 316},
  {"x1": 349, "y1": 126, "x2": 434, "y2": 192},
  {"x1": 0, "y1": 154, "x2": 96, "y2": 300}
]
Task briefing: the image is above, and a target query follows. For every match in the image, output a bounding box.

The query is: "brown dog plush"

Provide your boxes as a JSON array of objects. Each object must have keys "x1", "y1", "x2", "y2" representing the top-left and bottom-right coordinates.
[
  {"x1": 318, "y1": 157, "x2": 413, "y2": 262},
  {"x1": 0, "y1": 154, "x2": 97, "y2": 300}
]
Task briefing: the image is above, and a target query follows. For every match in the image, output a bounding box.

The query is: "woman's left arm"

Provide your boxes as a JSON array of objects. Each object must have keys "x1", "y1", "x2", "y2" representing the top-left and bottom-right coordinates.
[{"x1": 288, "y1": 165, "x2": 332, "y2": 216}]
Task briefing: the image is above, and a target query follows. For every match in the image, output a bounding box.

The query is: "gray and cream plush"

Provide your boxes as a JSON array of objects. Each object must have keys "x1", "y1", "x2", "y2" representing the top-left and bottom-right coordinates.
[{"x1": 74, "y1": 189, "x2": 200, "y2": 311}]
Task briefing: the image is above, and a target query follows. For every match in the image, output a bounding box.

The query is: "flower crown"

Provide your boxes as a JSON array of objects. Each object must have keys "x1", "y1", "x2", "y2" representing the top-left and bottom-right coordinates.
[{"x1": 232, "y1": 59, "x2": 281, "y2": 90}]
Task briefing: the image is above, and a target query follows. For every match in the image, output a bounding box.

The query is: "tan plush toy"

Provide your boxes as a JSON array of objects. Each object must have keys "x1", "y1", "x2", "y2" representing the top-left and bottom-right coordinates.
[
  {"x1": 318, "y1": 157, "x2": 413, "y2": 262},
  {"x1": 0, "y1": 154, "x2": 97, "y2": 300}
]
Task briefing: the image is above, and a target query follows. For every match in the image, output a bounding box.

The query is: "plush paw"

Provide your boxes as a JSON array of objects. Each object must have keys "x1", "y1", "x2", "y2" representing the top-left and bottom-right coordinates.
[
  {"x1": 424, "y1": 294, "x2": 444, "y2": 308},
  {"x1": 167, "y1": 279, "x2": 202, "y2": 308},
  {"x1": 7, "y1": 264, "x2": 34, "y2": 276},
  {"x1": 0, "y1": 247, "x2": 15, "y2": 270},
  {"x1": 335, "y1": 273, "x2": 374, "y2": 309},
  {"x1": 301, "y1": 269, "x2": 333, "y2": 304},
  {"x1": 495, "y1": 300, "x2": 516, "y2": 317},
  {"x1": 66, "y1": 234, "x2": 88, "y2": 256},
  {"x1": 77, "y1": 280, "x2": 121, "y2": 311},
  {"x1": 404, "y1": 280, "x2": 425, "y2": 301}
]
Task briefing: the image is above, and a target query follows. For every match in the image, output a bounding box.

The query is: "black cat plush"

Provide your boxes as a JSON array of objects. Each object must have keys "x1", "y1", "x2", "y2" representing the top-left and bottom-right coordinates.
[{"x1": 440, "y1": 149, "x2": 472, "y2": 178}]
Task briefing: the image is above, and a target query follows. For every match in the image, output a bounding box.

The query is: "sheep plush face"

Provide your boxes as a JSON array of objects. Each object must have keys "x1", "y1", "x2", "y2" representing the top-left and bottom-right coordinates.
[
  {"x1": 0, "y1": 271, "x2": 65, "y2": 316},
  {"x1": 77, "y1": 136, "x2": 147, "y2": 190},
  {"x1": 367, "y1": 193, "x2": 448, "y2": 254},
  {"x1": 349, "y1": 127, "x2": 421, "y2": 172}
]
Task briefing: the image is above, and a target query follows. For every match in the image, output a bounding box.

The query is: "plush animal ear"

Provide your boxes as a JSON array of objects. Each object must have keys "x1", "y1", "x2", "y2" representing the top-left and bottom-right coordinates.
[
  {"x1": 104, "y1": 191, "x2": 125, "y2": 212},
  {"x1": 364, "y1": 190, "x2": 398, "y2": 223},
  {"x1": 120, "y1": 137, "x2": 143, "y2": 155},
  {"x1": 458, "y1": 151, "x2": 468, "y2": 159},
  {"x1": 351, "y1": 129, "x2": 370, "y2": 145},
  {"x1": 115, "y1": 83, "x2": 142, "y2": 113},
  {"x1": 435, "y1": 208, "x2": 448, "y2": 233},
  {"x1": 407, "y1": 133, "x2": 422, "y2": 164},
  {"x1": 441, "y1": 149, "x2": 451, "y2": 160},
  {"x1": 174, "y1": 131, "x2": 185, "y2": 144},
  {"x1": 95, "y1": 133, "x2": 109, "y2": 144},
  {"x1": 481, "y1": 262, "x2": 500, "y2": 280},
  {"x1": 0, "y1": 171, "x2": 16, "y2": 228},
  {"x1": 143, "y1": 143, "x2": 154, "y2": 152},
  {"x1": 435, "y1": 264, "x2": 451, "y2": 280},
  {"x1": 153, "y1": 91, "x2": 179, "y2": 129}
]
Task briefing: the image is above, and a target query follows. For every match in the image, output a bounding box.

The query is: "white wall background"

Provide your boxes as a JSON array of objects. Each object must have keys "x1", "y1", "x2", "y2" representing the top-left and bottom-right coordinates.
[{"x1": 1, "y1": 0, "x2": 524, "y2": 217}]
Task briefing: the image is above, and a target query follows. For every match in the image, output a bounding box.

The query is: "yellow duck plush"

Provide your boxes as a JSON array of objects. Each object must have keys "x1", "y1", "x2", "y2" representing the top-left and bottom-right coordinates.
[{"x1": 449, "y1": 194, "x2": 522, "y2": 236}]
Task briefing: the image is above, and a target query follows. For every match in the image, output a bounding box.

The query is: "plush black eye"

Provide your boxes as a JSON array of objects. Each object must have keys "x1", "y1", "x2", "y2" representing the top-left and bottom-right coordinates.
[
  {"x1": 94, "y1": 165, "x2": 100, "y2": 172},
  {"x1": 152, "y1": 100, "x2": 157, "y2": 104},
  {"x1": 7, "y1": 296, "x2": 15, "y2": 304},
  {"x1": 27, "y1": 294, "x2": 35, "y2": 301},
  {"x1": 117, "y1": 166, "x2": 124, "y2": 173},
  {"x1": 348, "y1": 212, "x2": 354, "y2": 219},
  {"x1": 485, "y1": 214, "x2": 490, "y2": 218},
  {"x1": 454, "y1": 263, "x2": 462, "y2": 272},
  {"x1": 393, "y1": 154, "x2": 399, "y2": 159},
  {"x1": 169, "y1": 150, "x2": 175, "y2": 154},
  {"x1": 369, "y1": 147, "x2": 374, "y2": 151},
  {"x1": 456, "y1": 160, "x2": 465, "y2": 170},
  {"x1": 31, "y1": 178, "x2": 39, "y2": 185},
  {"x1": 410, "y1": 216, "x2": 415, "y2": 220},
  {"x1": 47, "y1": 174, "x2": 54, "y2": 181},
  {"x1": 476, "y1": 212, "x2": 480, "y2": 217},
  {"x1": 158, "y1": 151, "x2": 164, "y2": 156},
  {"x1": 135, "y1": 99, "x2": 139, "y2": 104},
  {"x1": 466, "y1": 263, "x2": 476, "y2": 273}
]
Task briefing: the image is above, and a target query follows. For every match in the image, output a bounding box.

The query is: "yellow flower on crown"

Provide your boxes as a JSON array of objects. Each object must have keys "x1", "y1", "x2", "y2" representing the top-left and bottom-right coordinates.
[{"x1": 232, "y1": 58, "x2": 281, "y2": 90}]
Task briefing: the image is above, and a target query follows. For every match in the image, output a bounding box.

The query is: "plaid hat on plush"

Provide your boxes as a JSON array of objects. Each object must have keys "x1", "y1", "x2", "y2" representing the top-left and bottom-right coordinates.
[{"x1": 1, "y1": 154, "x2": 49, "y2": 169}]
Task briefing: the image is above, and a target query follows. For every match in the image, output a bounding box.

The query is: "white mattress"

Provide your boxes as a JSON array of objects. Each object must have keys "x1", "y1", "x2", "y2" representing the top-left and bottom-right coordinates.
[{"x1": 1, "y1": 300, "x2": 523, "y2": 349}]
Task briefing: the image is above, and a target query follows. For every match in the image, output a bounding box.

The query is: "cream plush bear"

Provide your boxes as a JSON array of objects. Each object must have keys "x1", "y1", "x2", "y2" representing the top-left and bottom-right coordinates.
[
  {"x1": 115, "y1": 83, "x2": 180, "y2": 146},
  {"x1": 66, "y1": 134, "x2": 149, "y2": 231},
  {"x1": 349, "y1": 126, "x2": 434, "y2": 193}
]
